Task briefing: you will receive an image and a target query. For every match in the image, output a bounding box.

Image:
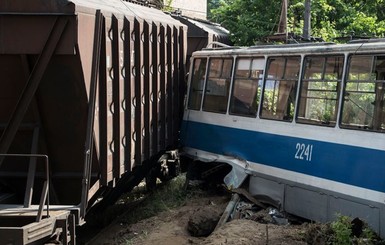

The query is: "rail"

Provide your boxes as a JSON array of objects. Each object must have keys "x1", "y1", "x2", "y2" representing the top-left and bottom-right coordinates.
[{"x1": 0, "y1": 153, "x2": 50, "y2": 222}]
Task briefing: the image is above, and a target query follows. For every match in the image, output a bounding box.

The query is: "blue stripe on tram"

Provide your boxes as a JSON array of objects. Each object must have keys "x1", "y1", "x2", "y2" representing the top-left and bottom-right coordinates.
[{"x1": 181, "y1": 120, "x2": 385, "y2": 193}]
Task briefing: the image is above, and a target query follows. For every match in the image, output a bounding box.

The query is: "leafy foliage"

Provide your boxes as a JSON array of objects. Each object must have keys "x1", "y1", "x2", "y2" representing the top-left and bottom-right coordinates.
[
  {"x1": 330, "y1": 215, "x2": 385, "y2": 245},
  {"x1": 208, "y1": 0, "x2": 385, "y2": 45},
  {"x1": 163, "y1": 0, "x2": 174, "y2": 12},
  {"x1": 331, "y1": 215, "x2": 353, "y2": 244},
  {"x1": 210, "y1": 0, "x2": 281, "y2": 45},
  {"x1": 305, "y1": 215, "x2": 383, "y2": 245}
]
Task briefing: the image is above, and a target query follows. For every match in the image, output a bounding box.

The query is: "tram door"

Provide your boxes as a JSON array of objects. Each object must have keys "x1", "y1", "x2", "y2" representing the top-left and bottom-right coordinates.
[{"x1": 183, "y1": 58, "x2": 208, "y2": 144}]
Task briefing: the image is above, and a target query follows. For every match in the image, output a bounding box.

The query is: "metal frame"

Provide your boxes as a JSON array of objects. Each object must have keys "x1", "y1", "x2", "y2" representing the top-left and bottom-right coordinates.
[
  {"x1": 0, "y1": 16, "x2": 68, "y2": 165},
  {"x1": 0, "y1": 153, "x2": 50, "y2": 221},
  {"x1": 80, "y1": 9, "x2": 103, "y2": 218}
]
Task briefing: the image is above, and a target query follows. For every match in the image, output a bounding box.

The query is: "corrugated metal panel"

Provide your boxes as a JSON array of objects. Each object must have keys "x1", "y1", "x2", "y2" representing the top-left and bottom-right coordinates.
[
  {"x1": 0, "y1": 0, "x2": 185, "y2": 28},
  {"x1": 0, "y1": 0, "x2": 75, "y2": 13},
  {"x1": 0, "y1": 0, "x2": 187, "y2": 208},
  {"x1": 0, "y1": 0, "x2": 188, "y2": 240}
]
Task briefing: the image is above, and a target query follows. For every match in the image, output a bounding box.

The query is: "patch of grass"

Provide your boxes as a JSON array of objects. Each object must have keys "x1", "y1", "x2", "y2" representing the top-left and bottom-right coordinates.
[
  {"x1": 86, "y1": 173, "x2": 225, "y2": 244},
  {"x1": 86, "y1": 173, "x2": 209, "y2": 229},
  {"x1": 331, "y1": 215, "x2": 353, "y2": 245},
  {"x1": 118, "y1": 183, "x2": 148, "y2": 204},
  {"x1": 304, "y1": 222, "x2": 334, "y2": 244},
  {"x1": 98, "y1": 174, "x2": 194, "y2": 244},
  {"x1": 119, "y1": 174, "x2": 192, "y2": 224},
  {"x1": 304, "y1": 215, "x2": 384, "y2": 245}
]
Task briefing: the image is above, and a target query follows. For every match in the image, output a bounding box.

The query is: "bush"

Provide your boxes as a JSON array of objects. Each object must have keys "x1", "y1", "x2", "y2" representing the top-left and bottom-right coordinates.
[
  {"x1": 330, "y1": 215, "x2": 382, "y2": 245},
  {"x1": 331, "y1": 215, "x2": 352, "y2": 245}
]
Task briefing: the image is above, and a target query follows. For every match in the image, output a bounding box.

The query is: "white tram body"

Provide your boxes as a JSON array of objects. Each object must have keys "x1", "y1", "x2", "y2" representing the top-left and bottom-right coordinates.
[{"x1": 180, "y1": 40, "x2": 385, "y2": 236}]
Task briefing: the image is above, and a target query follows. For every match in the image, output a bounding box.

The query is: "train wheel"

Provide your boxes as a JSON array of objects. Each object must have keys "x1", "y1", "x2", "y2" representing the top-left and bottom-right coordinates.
[
  {"x1": 145, "y1": 162, "x2": 159, "y2": 192},
  {"x1": 158, "y1": 151, "x2": 180, "y2": 182}
]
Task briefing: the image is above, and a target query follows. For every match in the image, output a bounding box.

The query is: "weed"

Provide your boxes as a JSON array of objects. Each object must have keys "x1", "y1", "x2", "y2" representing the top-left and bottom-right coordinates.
[
  {"x1": 304, "y1": 222, "x2": 334, "y2": 244},
  {"x1": 329, "y1": 215, "x2": 384, "y2": 245},
  {"x1": 119, "y1": 174, "x2": 189, "y2": 224},
  {"x1": 305, "y1": 215, "x2": 384, "y2": 245},
  {"x1": 163, "y1": 0, "x2": 173, "y2": 12},
  {"x1": 331, "y1": 215, "x2": 352, "y2": 245},
  {"x1": 122, "y1": 237, "x2": 134, "y2": 245}
]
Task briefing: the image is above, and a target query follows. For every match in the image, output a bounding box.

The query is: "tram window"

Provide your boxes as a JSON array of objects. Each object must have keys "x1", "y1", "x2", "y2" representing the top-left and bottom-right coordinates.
[
  {"x1": 230, "y1": 58, "x2": 264, "y2": 116},
  {"x1": 341, "y1": 55, "x2": 385, "y2": 132},
  {"x1": 202, "y1": 58, "x2": 233, "y2": 113},
  {"x1": 260, "y1": 57, "x2": 300, "y2": 121},
  {"x1": 187, "y1": 58, "x2": 207, "y2": 110},
  {"x1": 297, "y1": 55, "x2": 343, "y2": 126}
]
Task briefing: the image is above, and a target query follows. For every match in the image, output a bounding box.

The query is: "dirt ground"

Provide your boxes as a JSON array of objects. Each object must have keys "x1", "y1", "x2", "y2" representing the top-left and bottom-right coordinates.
[{"x1": 88, "y1": 189, "x2": 308, "y2": 245}]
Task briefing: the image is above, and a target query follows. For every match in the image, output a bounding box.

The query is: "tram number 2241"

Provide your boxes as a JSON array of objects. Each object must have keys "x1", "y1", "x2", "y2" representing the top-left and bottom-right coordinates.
[{"x1": 295, "y1": 143, "x2": 313, "y2": 162}]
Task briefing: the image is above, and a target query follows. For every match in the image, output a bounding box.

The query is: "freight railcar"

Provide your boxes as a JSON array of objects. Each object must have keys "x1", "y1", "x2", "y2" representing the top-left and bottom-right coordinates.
[
  {"x1": 170, "y1": 14, "x2": 231, "y2": 68},
  {"x1": 0, "y1": 0, "x2": 186, "y2": 244},
  {"x1": 181, "y1": 40, "x2": 385, "y2": 238}
]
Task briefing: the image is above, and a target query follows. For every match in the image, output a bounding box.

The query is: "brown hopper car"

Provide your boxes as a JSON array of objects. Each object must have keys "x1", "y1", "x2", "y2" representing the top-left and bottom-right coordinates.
[{"x1": 0, "y1": 0, "x2": 186, "y2": 244}]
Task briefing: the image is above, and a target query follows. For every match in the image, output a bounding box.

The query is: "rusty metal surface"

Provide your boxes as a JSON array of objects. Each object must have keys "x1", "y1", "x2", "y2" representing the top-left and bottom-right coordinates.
[
  {"x1": 0, "y1": 16, "x2": 69, "y2": 163},
  {"x1": 0, "y1": 15, "x2": 76, "y2": 55},
  {"x1": 0, "y1": 207, "x2": 75, "y2": 245},
  {"x1": 80, "y1": 9, "x2": 103, "y2": 217},
  {"x1": 150, "y1": 22, "x2": 157, "y2": 160},
  {"x1": 0, "y1": 0, "x2": 187, "y2": 243}
]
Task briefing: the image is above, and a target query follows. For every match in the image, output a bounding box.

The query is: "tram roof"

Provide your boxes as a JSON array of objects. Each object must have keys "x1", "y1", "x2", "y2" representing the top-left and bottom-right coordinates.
[{"x1": 193, "y1": 38, "x2": 385, "y2": 57}]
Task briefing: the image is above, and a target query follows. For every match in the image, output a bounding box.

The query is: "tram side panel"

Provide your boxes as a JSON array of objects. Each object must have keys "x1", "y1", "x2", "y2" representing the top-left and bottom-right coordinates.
[{"x1": 183, "y1": 112, "x2": 385, "y2": 235}]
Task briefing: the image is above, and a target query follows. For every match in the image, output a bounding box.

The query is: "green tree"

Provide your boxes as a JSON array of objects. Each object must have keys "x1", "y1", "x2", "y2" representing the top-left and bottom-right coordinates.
[
  {"x1": 309, "y1": 0, "x2": 385, "y2": 40},
  {"x1": 207, "y1": 0, "x2": 221, "y2": 21},
  {"x1": 208, "y1": 0, "x2": 385, "y2": 46},
  {"x1": 210, "y1": 0, "x2": 282, "y2": 45}
]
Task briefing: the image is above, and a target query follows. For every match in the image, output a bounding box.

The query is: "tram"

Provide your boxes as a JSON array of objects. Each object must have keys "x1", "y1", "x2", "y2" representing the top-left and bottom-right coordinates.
[{"x1": 180, "y1": 39, "x2": 385, "y2": 237}]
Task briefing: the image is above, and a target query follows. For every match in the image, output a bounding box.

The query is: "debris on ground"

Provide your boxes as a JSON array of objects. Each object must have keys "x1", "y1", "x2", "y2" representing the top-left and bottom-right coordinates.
[
  {"x1": 187, "y1": 205, "x2": 223, "y2": 237},
  {"x1": 86, "y1": 174, "x2": 383, "y2": 245},
  {"x1": 204, "y1": 219, "x2": 305, "y2": 245}
]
